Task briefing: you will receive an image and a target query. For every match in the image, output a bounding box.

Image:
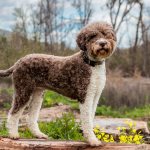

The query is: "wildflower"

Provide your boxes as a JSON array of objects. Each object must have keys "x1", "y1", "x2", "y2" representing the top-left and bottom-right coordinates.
[
  {"x1": 95, "y1": 125, "x2": 100, "y2": 128},
  {"x1": 101, "y1": 132, "x2": 105, "y2": 136},
  {"x1": 97, "y1": 134, "x2": 102, "y2": 140},
  {"x1": 128, "y1": 135, "x2": 133, "y2": 142},
  {"x1": 128, "y1": 122, "x2": 133, "y2": 128},
  {"x1": 117, "y1": 127, "x2": 121, "y2": 131},
  {"x1": 132, "y1": 129, "x2": 136, "y2": 134},
  {"x1": 119, "y1": 135, "x2": 127, "y2": 143},
  {"x1": 110, "y1": 135, "x2": 114, "y2": 142},
  {"x1": 93, "y1": 128, "x2": 99, "y2": 134}
]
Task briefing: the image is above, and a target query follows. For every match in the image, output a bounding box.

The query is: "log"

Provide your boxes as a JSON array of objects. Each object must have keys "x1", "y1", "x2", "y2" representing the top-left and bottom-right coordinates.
[{"x1": 0, "y1": 138, "x2": 149, "y2": 150}]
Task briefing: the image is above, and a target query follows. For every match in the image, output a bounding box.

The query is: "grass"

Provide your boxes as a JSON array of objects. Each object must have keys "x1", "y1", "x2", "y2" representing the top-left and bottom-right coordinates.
[
  {"x1": 43, "y1": 91, "x2": 150, "y2": 119},
  {"x1": 43, "y1": 90, "x2": 79, "y2": 109},
  {"x1": 0, "y1": 113, "x2": 84, "y2": 140},
  {"x1": 0, "y1": 113, "x2": 145, "y2": 144},
  {"x1": 96, "y1": 105, "x2": 150, "y2": 119},
  {"x1": 1, "y1": 89, "x2": 150, "y2": 120}
]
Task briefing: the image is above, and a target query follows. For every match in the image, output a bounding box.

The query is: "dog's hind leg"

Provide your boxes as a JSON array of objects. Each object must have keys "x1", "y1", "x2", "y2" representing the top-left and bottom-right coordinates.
[
  {"x1": 7, "y1": 90, "x2": 32, "y2": 139},
  {"x1": 27, "y1": 89, "x2": 48, "y2": 139}
]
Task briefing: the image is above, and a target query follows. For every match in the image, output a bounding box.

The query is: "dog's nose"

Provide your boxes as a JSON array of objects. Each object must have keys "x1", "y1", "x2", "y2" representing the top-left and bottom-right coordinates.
[
  {"x1": 96, "y1": 40, "x2": 107, "y2": 47},
  {"x1": 99, "y1": 41, "x2": 107, "y2": 47}
]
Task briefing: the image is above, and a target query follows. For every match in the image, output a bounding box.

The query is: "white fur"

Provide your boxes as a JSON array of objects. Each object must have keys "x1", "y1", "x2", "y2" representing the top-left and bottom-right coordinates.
[
  {"x1": 7, "y1": 103, "x2": 28, "y2": 138},
  {"x1": 79, "y1": 62, "x2": 106, "y2": 146},
  {"x1": 27, "y1": 89, "x2": 48, "y2": 138},
  {"x1": 92, "y1": 63, "x2": 106, "y2": 121}
]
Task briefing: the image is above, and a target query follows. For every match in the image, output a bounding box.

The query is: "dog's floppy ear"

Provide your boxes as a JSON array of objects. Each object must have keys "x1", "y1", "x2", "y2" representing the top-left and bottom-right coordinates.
[
  {"x1": 76, "y1": 31, "x2": 87, "y2": 51},
  {"x1": 76, "y1": 29, "x2": 98, "y2": 51}
]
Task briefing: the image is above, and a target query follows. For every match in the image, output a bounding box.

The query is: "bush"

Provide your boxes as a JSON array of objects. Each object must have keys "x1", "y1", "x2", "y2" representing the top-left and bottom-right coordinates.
[{"x1": 101, "y1": 77, "x2": 150, "y2": 108}]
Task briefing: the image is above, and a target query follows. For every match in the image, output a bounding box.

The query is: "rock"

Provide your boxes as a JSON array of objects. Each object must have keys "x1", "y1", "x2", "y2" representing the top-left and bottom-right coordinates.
[
  {"x1": 19, "y1": 106, "x2": 150, "y2": 136},
  {"x1": 1, "y1": 105, "x2": 149, "y2": 137},
  {"x1": 0, "y1": 138, "x2": 150, "y2": 150},
  {"x1": 20, "y1": 105, "x2": 73, "y2": 125},
  {"x1": 94, "y1": 117, "x2": 149, "y2": 135}
]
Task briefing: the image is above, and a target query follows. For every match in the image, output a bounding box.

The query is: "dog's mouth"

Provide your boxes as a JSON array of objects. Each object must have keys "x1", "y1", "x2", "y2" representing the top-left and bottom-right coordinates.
[
  {"x1": 96, "y1": 48, "x2": 110, "y2": 56},
  {"x1": 97, "y1": 48, "x2": 109, "y2": 54}
]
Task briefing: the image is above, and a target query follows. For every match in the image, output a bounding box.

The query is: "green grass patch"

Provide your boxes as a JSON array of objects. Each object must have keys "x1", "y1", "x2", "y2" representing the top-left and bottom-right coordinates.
[
  {"x1": 1, "y1": 88, "x2": 150, "y2": 120},
  {"x1": 43, "y1": 90, "x2": 79, "y2": 110},
  {"x1": 43, "y1": 91, "x2": 150, "y2": 119},
  {"x1": 0, "y1": 113, "x2": 84, "y2": 140},
  {"x1": 96, "y1": 105, "x2": 150, "y2": 119}
]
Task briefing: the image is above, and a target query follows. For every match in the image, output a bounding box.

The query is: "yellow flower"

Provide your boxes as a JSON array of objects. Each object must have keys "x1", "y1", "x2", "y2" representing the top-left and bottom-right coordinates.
[
  {"x1": 104, "y1": 134, "x2": 109, "y2": 139},
  {"x1": 103, "y1": 139, "x2": 109, "y2": 143},
  {"x1": 133, "y1": 135, "x2": 139, "y2": 141},
  {"x1": 101, "y1": 132, "x2": 105, "y2": 136},
  {"x1": 135, "y1": 141, "x2": 141, "y2": 144},
  {"x1": 97, "y1": 134, "x2": 102, "y2": 140},
  {"x1": 110, "y1": 135, "x2": 114, "y2": 142},
  {"x1": 132, "y1": 129, "x2": 136, "y2": 133},
  {"x1": 138, "y1": 135, "x2": 143, "y2": 140},
  {"x1": 128, "y1": 122, "x2": 133, "y2": 128},
  {"x1": 122, "y1": 127, "x2": 126, "y2": 130},
  {"x1": 95, "y1": 125, "x2": 100, "y2": 128},
  {"x1": 93, "y1": 128, "x2": 99, "y2": 134},
  {"x1": 128, "y1": 135, "x2": 133, "y2": 142},
  {"x1": 119, "y1": 135, "x2": 127, "y2": 143},
  {"x1": 117, "y1": 127, "x2": 121, "y2": 130},
  {"x1": 133, "y1": 122, "x2": 136, "y2": 127}
]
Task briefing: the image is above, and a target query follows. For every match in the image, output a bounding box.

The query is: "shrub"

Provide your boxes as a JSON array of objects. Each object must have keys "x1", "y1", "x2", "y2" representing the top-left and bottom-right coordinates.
[{"x1": 101, "y1": 77, "x2": 150, "y2": 108}]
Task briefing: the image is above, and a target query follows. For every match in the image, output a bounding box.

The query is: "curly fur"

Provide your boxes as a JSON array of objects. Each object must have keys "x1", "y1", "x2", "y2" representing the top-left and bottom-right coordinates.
[{"x1": 0, "y1": 21, "x2": 117, "y2": 146}]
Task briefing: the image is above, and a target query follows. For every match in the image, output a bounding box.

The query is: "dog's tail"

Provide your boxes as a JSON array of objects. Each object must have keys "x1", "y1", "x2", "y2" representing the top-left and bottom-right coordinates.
[{"x1": 0, "y1": 66, "x2": 14, "y2": 77}]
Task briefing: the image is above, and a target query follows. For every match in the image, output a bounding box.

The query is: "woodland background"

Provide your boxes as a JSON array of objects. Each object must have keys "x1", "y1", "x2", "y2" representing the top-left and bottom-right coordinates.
[{"x1": 0, "y1": 0, "x2": 150, "y2": 112}]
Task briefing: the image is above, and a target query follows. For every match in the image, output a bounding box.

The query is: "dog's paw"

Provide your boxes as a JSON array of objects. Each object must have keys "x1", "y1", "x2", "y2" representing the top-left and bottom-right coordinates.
[
  {"x1": 35, "y1": 132, "x2": 48, "y2": 139},
  {"x1": 9, "y1": 133, "x2": 20, "y2": 140},
  {"x1": 88, "y1": 138, "x2": 102, "y2": 147}
]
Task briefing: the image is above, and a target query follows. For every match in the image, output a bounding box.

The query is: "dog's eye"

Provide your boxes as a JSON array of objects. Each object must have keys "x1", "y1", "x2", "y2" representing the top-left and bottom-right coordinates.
[
  {"x1": 86, "y1": 33, "x2": 97, "y2": 41},
  {"x1": 105, "y1": 32, "x2": 116, "y2": 41}
]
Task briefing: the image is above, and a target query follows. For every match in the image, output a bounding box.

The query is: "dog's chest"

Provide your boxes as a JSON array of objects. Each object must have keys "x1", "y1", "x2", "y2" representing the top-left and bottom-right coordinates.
[{"x1": 89, "y1": 63, "x2": 106, "y2": 93}]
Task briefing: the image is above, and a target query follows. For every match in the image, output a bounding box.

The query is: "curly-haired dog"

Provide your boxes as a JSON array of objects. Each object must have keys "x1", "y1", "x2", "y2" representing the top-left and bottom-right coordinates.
[{"x1": 0, "y1": 22, "x2": 116, "y2": 146}]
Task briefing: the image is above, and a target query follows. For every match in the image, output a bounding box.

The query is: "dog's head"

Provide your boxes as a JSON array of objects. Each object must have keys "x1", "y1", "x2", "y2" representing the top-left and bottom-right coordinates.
[{"x1": 76, "y1": 22, "x2": 117, "y2": 61}]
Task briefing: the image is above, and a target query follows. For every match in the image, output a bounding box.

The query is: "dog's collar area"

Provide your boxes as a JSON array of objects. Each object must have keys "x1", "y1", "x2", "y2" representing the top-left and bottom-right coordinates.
[{"x1": 82, "y1": 52, "x2": 104, "y2": 67}]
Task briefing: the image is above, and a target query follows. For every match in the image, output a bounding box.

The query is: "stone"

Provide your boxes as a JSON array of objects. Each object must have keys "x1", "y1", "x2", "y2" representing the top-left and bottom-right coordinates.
[
  {"x1": 94, "y1": 117, "x2": 149, "y2": 135},
  {"x1": 0, "y1": 138, "x2": 150, "y2": 150}
]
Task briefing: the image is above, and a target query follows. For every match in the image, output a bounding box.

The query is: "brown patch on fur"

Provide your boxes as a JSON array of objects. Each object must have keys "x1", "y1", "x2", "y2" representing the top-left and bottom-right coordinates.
[{"x1": 9, "y1": 52, "x2": 91, "y2": 114}]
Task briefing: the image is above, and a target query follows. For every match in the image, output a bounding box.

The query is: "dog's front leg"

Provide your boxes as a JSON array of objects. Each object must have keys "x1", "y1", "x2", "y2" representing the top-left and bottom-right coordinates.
[{"x1": 79, "y1": 95, "x2": 102, "y2": 146}]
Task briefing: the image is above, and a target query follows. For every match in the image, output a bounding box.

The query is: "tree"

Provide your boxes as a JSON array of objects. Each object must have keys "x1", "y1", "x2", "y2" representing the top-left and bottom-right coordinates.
[
  {"x1": 13, "y1": 7, "x2": 28, "y2": 42},
  {"x1": 72, "y1": 0, "x2": 93, "y2": 29}
]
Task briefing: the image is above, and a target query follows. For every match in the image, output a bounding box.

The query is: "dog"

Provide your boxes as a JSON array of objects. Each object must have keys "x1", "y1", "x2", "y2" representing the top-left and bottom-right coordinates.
[{"x1": 0, "y1": 22, "x2": 116, "y2": 146}]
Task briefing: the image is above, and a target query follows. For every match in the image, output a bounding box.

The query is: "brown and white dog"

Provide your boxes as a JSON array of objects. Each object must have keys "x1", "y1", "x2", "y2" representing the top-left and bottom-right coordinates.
[{"x1": 0, "y1": 22, "x2": 116, "y2": 146}]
